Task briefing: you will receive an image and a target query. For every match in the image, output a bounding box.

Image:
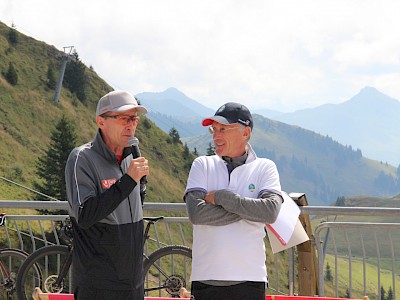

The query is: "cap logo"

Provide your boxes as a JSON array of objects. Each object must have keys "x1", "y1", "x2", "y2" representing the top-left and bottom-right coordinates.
[
  {"x1": 216, "y1": 105, "x2": 226, "y2": 114},
  {"x1": 238, "y1": 119, "x2": 250, "y2": 126}
]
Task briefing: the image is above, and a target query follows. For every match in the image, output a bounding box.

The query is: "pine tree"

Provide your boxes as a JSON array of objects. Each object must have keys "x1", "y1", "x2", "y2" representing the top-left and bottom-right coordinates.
[
  {"x1": 64, "y1": 50, "x2": 87, "y2": 102},
  {"x1": 380, "y1": 286, "x2": 386, "y2": 300},
  {"x1": 7, "y1": 23, "x2": 18, "y2": 45},
  {"x1": 5, "y1": 62, "x2": 18, "y2": 85},
  {"x1": 34, "y1": 115, "x2": 77, "y2": 213},
  {"x1": 183, "y1": 143, "x2": 190, "y2": 159},
  {"x1": 386, "y1": 286, "x2": 393, "y2": 300},
  {"x1": 335, "y1": 196, "x2": 346, "y2": 206},
  {"x1": 206, "y1": 142, "x2": 215, "y2": 156},
  {"x1": 325, "y1": 262, "x2": 333, "y2": 281},
  {"x1": 169, "y1": 127, "x2": 181, "y2": 144}
]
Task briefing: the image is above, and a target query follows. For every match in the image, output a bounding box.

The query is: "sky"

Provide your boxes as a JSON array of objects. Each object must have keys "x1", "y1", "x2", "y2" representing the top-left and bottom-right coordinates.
[{"x1": 1, "y1": 0, "x2": 400, "y2": 112}]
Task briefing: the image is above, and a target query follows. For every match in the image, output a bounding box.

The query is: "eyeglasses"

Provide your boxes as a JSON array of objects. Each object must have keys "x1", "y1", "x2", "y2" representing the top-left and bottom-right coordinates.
[
  {"x1": 103, "y1": 115, "x2": 140, "y2": 125},
  {"x1": 208, "y1": 126, "x2": 241, "y2": 134}
]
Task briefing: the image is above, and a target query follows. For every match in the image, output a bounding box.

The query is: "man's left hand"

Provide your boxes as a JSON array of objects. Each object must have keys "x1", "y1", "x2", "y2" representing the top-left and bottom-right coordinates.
[{"x1": 204, "y1": 191, "x2": 216, "y2": 205}]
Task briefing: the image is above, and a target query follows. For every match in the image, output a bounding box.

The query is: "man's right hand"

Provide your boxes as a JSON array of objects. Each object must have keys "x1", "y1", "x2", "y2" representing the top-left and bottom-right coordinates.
[{"x1": 127, "y1": 157, "x2": 149, "y2": 183}]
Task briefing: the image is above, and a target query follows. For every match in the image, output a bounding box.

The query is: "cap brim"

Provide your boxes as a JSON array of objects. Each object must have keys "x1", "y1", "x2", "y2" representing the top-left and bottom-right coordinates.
[
  {"x1": 202, "y1": 116, "x2": 233, "y2": 126},
  {"x1": 113, "y1": 104, "x2": 148, "y2": 114}
]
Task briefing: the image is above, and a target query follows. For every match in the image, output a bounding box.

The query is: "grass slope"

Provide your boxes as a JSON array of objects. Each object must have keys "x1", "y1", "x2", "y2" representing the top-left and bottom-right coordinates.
[{"x1": 0, "y1": 21, "x2": 193, "y2": 208}]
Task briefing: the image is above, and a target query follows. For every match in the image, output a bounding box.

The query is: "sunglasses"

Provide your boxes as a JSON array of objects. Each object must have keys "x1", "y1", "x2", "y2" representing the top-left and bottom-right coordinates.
[
  {"x1": 208, "y1": 126, "x2": 241, "y2": 134},
  {"x1": 103, "y1": 114, "x2": 140, "y2": 125}
]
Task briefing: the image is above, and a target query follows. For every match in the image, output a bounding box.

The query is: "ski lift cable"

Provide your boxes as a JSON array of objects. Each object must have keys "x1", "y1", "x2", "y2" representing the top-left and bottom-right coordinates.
[{"x1": 0, "y1": 175, "x2": 61, "y2": 201}]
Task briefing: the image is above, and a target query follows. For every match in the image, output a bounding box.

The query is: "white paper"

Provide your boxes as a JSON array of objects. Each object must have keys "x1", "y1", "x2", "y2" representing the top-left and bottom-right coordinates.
[
  {"x1": 265, "y1": 191, "x2": 300, "y2": 245},
  {"x1": 267, "y1": 219, "x2": 310, "y2": 253}
]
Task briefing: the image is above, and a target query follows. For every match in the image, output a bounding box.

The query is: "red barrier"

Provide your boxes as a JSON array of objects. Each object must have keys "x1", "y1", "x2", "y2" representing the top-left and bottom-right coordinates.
[
  {"x1": 46, "y1": 295, "x2": 73, "y2": 300},
  {"x1": 33, "y1": 289, "x2": 368, "y2": 300},
  {"x1": 45, "y1": 296, "x2": 364, "y2": 300},
  {"x1": 44, "y1": 296, "x2": 192, "y2": 300},
  {"x1": 265, "y1": 296, "x2": 367, "y2": 300},
  {"x1": 145, "y1": 298, "x2": 190, "y2": 300}
]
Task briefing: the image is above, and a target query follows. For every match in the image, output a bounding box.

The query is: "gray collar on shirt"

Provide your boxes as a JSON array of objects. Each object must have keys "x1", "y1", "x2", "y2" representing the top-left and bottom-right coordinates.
[{"x1": 222, "y1": 151, "x2": 248, "y2": 171}]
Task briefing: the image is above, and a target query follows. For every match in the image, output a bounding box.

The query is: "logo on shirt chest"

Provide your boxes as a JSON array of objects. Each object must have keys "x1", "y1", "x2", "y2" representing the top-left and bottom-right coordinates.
[
  {"x1": 248, "y1": 183, "x2": 255, "y2": 192},
  {"x1": 101, "y1": 178, "x2": 117, "y2": 189}
]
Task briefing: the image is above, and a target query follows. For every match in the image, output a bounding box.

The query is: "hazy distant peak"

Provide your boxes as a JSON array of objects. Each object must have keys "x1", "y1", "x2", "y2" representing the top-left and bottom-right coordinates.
[
  {"x1": 135, "y1": 87, "x2": 214, "y2": 118},
  {"x1": 163, "y1": 87, "x2": 187, "y2": 97},
  {"x1": 360, "y1": 86, "x2": 379, "y2": 93},
  {"x1": 350, "y1": 86, "x2": 399, "y2": 104}
]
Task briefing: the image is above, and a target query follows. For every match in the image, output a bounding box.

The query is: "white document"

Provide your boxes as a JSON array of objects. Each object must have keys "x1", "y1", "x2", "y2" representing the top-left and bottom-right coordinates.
[
  {"x1": 265, "y1": 191, "x2": 309, "y2": 253},
  {"x1": 267, "y1": 219, "x2": 310, "y2": 253},
  {"x1": 265, "y1": 191, "x2": 300, "y2": 245}
]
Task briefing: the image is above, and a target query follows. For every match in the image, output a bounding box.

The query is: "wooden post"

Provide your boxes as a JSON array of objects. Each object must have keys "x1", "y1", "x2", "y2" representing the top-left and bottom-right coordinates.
[{"x1": 290, "y1": 193, "x2": 319, "y2": 296}]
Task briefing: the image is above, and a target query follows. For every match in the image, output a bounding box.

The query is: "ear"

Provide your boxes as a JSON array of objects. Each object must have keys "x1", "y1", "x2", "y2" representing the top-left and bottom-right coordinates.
[
  {"x1": 96, "y1": 116, "x2": 105, "y2": 128},
  {"x1": 243, "y1": 126, "x2": 251, "y2": 139}
]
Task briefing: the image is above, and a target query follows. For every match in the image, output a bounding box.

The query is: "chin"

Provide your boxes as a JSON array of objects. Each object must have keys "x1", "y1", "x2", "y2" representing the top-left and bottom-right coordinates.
[{"x1": 215, "y1": 150, "x2": 224, "y2": 157}]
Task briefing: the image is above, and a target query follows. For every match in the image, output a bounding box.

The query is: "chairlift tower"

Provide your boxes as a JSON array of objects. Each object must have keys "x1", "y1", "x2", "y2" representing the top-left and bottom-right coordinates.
[{"x1": 53, "y1": 46, "x2": 75, "y2": 103}]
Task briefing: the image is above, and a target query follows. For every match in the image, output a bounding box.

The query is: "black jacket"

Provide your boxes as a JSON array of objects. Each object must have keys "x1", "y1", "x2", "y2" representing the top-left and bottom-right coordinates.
[{"x1": 65, "y1": 131, "x2": 144, "y2": 290}]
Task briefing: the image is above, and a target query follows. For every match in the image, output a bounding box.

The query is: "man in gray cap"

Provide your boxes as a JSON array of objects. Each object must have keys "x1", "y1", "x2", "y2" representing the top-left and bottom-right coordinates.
[
  {"x1": 65, "y1": 90, "x2": 149, "y2": 300},
  {"x1": 184, "y1": 102, "x2": 283, "y2": 300}
]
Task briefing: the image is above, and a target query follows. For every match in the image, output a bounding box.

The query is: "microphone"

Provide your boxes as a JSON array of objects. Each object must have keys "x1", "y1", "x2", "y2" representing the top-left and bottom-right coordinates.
[
  {"x1": 128, "y1": 136, "x2": 147, "y2": 205},
  {"x1": 128, "y1": 136, "x2": 147, "y2": 184},
  {"x1": 129, "y1": 136, "x2": 142, "y2": 159}
]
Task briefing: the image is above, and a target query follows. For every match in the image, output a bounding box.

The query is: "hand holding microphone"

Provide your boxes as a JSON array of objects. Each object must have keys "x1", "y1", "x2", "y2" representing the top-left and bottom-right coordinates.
[{"x1": 127, "y1": 136, "x2": 149, "y2": 184}]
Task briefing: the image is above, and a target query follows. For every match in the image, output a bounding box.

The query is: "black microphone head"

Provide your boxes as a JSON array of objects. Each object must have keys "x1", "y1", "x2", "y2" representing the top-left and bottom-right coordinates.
[
  {"x1": 128, "y1": 136, "x2": 141, "y2": 158},
  {"x1": 128, "y1": 136, "x2": 139, "y2": 147}
]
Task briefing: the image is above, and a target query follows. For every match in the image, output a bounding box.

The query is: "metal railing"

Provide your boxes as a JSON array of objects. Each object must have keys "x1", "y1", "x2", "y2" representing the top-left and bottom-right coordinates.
[
  {"x1": 0, "y1": 201, "x2": 191, "y2": 255},
  {"x1": 1, "y1": 200, "x2": 400, "y2": 299},
  {"x1": 314, "y1": 222, "x2": 400, "y2": 299},
  {"x1": 301, "y1": 206, "x2": 400, "y2": 300}
]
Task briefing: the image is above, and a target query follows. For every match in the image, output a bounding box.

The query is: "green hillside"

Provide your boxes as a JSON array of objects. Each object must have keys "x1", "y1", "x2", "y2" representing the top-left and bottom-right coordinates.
[
  {"x1": 251, "y1": 115, "x2": 400, "y2": 205},
  {"x1": 0, "y1": 21, "x2": 193, "y2": 206},
  {"x1": 184, "y1": 114, "x2": 399, "y2": 205},
  {"x1": 1, "y1": 22, "x2": 399, "y2": 299}
]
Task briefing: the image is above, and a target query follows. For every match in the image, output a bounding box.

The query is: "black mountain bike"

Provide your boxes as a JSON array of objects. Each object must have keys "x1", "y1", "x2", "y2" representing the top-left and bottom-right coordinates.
[
  {"x1": 0, "y1": 213, "x2": 41, "y2": 300},
  {"x1": 16, "y1": 216, "x2": 192, "y2": 299}
]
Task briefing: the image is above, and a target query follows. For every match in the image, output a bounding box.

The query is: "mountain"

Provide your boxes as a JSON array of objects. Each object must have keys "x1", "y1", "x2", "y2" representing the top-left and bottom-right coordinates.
[
  {"x1": 136, "y1": 88, "x2": 214, "y2": 137},
  {"x1": 253, "y1": 108, "x2": 284, "y2": 119},
  {"x1": 270, "y1": 86, "x2": 400, "y2": 167},
  {"x1": 1, "y1": 20, "x2": 399, "y2": 207},
  {"x1": 137, "y1": 87, "x2": 214, "y2": 118},
  {"x1": 184, "y1": 115, "x2": 400, "y2": 204},
  {"x1": 0, "y1": 21, "x2": 194, "y2": 205},
  {"x1": 137, "y1": 87, "x2": 400, "y2": 205}
]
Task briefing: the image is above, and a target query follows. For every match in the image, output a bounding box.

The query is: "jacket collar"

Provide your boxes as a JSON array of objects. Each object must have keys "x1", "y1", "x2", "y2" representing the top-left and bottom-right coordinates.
[{"x1": 92, "y1": 130, "x2": 131, "y2": 163}]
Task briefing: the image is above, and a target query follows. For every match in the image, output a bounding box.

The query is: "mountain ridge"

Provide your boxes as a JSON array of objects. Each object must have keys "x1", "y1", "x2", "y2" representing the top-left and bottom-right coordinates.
[
  {"x1": 137, "y1": 87, "x2": 400, "y2": 204},
  {"x1": 271, "y1": 86, "x2": 400, "y2": 166},
  {"x1": 1, "y1": 20, "x2": 399, "y2": 206}
]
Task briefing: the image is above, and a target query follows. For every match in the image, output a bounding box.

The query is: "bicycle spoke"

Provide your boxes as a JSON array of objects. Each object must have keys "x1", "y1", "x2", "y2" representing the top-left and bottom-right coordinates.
[
  {"x1": 0, "y1": 249, "x2": 32, "y2": 300},
  {"x1": 143, "y1": 246, "x2": 192, "y2": 298},
  {"x1": 16, "y1": 245, "x2": 72, "y2": 300}
]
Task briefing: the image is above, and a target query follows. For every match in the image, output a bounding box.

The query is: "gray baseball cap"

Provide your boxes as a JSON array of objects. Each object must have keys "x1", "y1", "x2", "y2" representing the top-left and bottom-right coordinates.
[{"x1": 96, "y1": 90, "x2": 148, "y2": 116}]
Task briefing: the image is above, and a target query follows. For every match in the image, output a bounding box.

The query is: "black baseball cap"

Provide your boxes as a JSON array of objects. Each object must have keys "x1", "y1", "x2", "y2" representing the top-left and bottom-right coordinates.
[{"x1": 202, "y1": 102, "x2": 253, "y2": 129}]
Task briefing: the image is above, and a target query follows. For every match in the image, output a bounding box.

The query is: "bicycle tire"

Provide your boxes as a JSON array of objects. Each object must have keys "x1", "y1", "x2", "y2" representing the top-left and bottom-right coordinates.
[
  {"x1": 16, "y1": 245, "x2": 71, "y2": 300},
  {"x1": 143, "y1": 245, "x2": 192, "y2": 298},
  {"x1": 0, "y1": 248, "x2": 38, "y2": 300}
]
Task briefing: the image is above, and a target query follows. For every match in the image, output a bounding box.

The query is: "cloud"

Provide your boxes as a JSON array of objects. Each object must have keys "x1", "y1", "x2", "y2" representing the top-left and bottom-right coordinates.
[{"x1": 1, "y1": 0, "x2": 400, "y2": 112}]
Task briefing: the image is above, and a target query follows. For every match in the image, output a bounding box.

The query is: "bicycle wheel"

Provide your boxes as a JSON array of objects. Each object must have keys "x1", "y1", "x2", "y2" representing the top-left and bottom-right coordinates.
[
  {"x1": 143, "y1": 245, "x2": 192, "y2": 298},
  {"x1": 16, "y1": 245, "x2": 72, "y2": 300},
  {"x1": 0, "y1": 248, "x2": 37, "y2": 300}
]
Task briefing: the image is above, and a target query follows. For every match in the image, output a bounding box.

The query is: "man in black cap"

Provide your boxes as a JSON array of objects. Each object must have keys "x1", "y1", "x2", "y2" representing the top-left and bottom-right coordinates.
[{"x1": 184, "y1": 102, "x2": 284, "y2": 300}]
